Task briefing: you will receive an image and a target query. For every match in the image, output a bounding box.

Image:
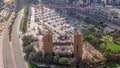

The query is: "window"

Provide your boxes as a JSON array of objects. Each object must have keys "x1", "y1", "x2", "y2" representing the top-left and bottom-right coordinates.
[{"x1": 77, "y1": 44, "x2": 78, "y2": 51}]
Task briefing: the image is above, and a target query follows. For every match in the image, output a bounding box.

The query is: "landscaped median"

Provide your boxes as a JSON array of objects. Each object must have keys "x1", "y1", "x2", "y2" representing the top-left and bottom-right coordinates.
[
  {"x1": 20, "y1": 5, "x2": 28, "y2": 33},
  {"x1": 20, "y1": 16, "x2": 26, "y2": 32},
  {"x1": 8, "y1": 14, "x2": 17, "y2": 41}
]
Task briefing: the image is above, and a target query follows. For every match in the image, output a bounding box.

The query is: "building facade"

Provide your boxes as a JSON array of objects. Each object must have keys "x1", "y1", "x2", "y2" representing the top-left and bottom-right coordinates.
[
  {"x1": 79, "y1": 0, "x2": 120, "y2": 6},
  {"x1": 79, "y1": 0, "x2": 101, "y2": 5},
  {"x1": 74, "y1": 31, "x2": 83, "y2": 59},
  {"x1": 43, "y1": 31, "x2": 83, "y2": 59},
  {"x1": 106, "y1": 0, "x2": 120, "y2": 6},
  {"x1": 43, "y1": 31, "x2": 53, "y2": 54}
]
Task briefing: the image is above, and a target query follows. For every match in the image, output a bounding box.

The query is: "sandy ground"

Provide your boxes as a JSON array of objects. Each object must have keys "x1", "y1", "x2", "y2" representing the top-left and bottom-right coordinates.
[
  {"x1": 0, "y1": 32, "x2": 4, "y2": 68},
  {"x1": 82, "y1": 42, "x2": 105, "y2": 62}
]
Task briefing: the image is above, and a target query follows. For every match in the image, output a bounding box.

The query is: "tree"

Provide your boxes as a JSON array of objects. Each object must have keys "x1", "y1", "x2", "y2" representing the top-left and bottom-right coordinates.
[
  {"x1": 34, "y1": 51, "x2": 43, "y2": 62},
  {"x1": 44, "y1": 54, "x2": 53, "y2": 67},
  {"x1": 45, "y1": 54, "x2": 53, "y2": 63},
  {"x1": 68, "y1": 58, "x2": 77, "y2": 67},
  {"x1": 53, "y1": 55, "x2": 60, "y2": 64},
  {"x1": 22, "y1": 35, "x2": 33, "y2": 47},
  {"x1": 59, "y1": 57, "x2": 68, "y2": 65},
  {"x1": 23, "y1": 45, "x2": 36, "y2": 58},
  {"x1": 28, "y1": 52, "x2": 36, "y2": 61}
]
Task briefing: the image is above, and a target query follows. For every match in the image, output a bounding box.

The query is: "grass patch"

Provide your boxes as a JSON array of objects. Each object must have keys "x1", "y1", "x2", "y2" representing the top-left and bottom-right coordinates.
[
  {"x1": 20, "y1": 5, "x2": 28, "y2": 32},
  {"x1": 106, "y1": 39, "x2": 120, "y2": 51},
  {"x1": 102, "y1": 61, "x2": 120, "y2": 68},
  {"x1": 20, "y1": 17, "x2": 25, "y2": 31},
  {"x1": 28, "y1": 62, "x2": 47, "y2": 68},
  {"x1": 101, "y1": 39, "x2": 120, "y2": 51}
]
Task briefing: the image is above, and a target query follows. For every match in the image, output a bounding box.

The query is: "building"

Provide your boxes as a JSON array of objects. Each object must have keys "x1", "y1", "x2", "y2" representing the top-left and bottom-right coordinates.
[
  {"x1": 82, "y1": 0, "x2": 91, "y2": 5},
  {"x1": 79, "y1": 0, "x2": 120, "y2": 6},
  {"x1": 74, "y1": 31, "x2": 83, "y2": 59},
  {"x1": 79, "y1": 0, "x2": 101, "y2": 5},
  {"x1": 43, "y1": 31, "x2": 53, "y2": 54},
  {"x1": 43, "y1": 31, "x2": 83, "y2": 59},
  {"x1": 52, "y1": 35, "x2": 73, "y2": 57},
  {"x1": 106, "y1": 0, "x2": 120, "y2": 6}
]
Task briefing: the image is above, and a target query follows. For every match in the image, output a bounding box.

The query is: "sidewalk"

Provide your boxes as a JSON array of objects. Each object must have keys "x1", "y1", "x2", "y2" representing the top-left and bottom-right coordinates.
[{"x1": 0, "y1": 31, "x2": 4, "y2": 68}]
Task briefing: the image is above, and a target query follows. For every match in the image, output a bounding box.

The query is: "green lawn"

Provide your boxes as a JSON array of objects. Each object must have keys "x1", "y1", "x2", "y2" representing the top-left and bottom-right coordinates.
[
  {"x1": 28, "y1": 62, "x2": 47, "y2": 68},
  {"x1": 20, "y1": 17, "x2": 24, "y2": 31},
  {"x1": 105, "y1": 39, "x2": 120, "y2": 51},
  {"x1": 102, "y1": 61, "x2": 120, "y2": 68}
]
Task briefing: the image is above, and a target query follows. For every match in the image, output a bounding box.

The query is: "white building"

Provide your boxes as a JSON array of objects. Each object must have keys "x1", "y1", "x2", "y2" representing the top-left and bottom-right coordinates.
[
  {"x1": 79, "y1": 0, "x2": 101, "y2": 5},
  {"x1": 106, "y1": 0, "x2": 120, "y2": 6}
]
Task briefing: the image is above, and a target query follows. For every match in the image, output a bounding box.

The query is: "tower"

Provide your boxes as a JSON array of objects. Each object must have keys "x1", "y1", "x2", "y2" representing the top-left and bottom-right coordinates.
[
  {"x1": 74, "y1": 31, "x2": 83, "y2": 60},
  {"x1": 43, "y1": 31, "x2": 53, "y2": 54}
]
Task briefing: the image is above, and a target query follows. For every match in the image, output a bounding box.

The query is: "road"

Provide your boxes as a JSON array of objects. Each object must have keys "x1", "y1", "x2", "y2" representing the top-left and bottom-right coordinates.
[
  {"x1": 11, "y1": 0, "x2": 27, "y2": 68},
  {"x1": 11, "y1": 7, "x2": 27, "y2": 68},
  {"x1": 0, "y1": 32, "x2": 4, "y2": 68},
  {"x1": 3, "y1": 12, "x2": 15, "y2": 68},
  {"x1": 3, "y1": 0, "x2": 27, "y2": 68}
]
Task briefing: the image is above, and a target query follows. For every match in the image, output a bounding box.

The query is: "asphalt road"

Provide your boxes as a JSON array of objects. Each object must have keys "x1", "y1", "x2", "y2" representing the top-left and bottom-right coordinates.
[
  {"x1": 11, "y1": 8, "x2": 27, "y2": 68},
  {"x1": 3, "y1": 0, "x2": 27, "y2": 68},
  {"x1": 3, "y1": 13, "x2": 15, "y2": 68},
  {"x1": 11, "y1": 0, "x2": 27, "y2": 68}
]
